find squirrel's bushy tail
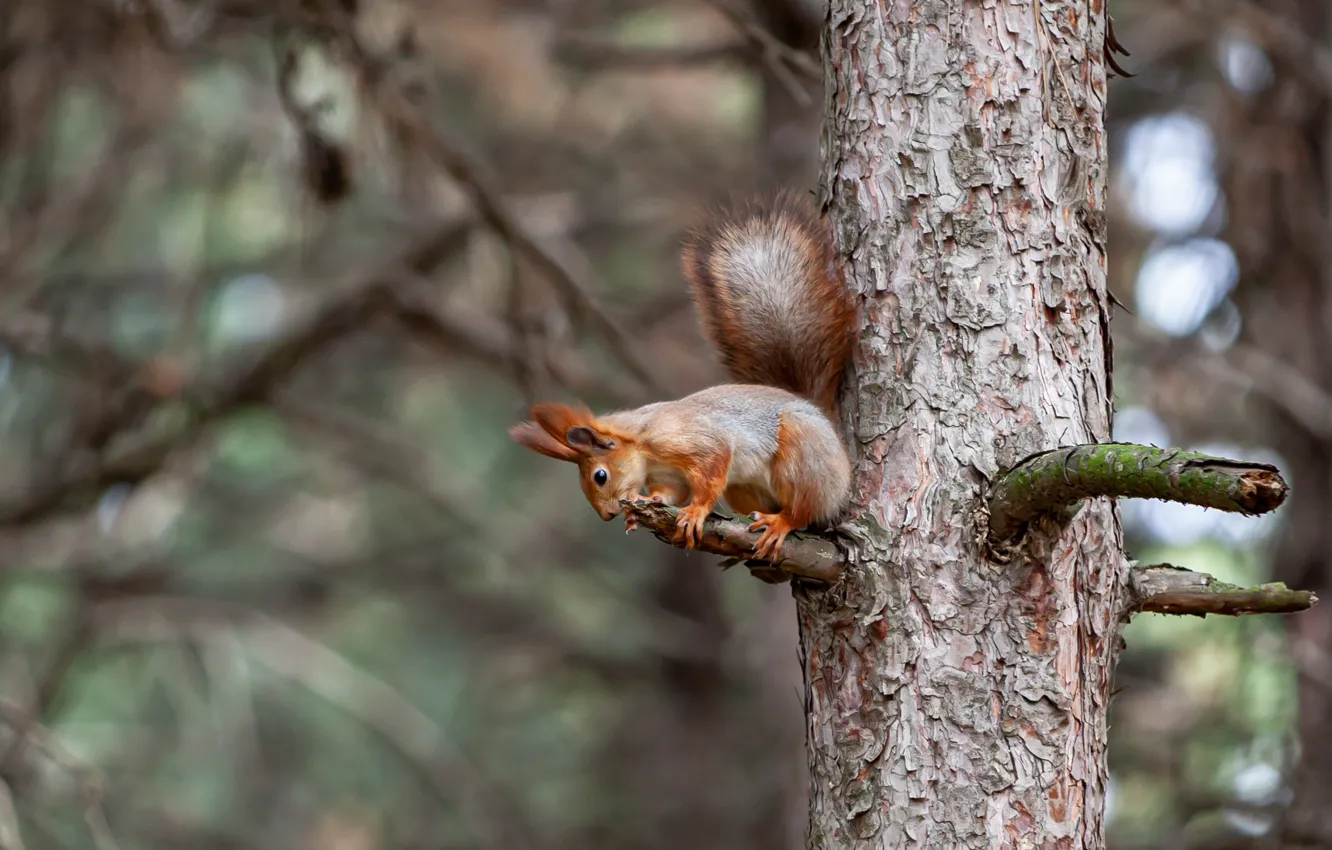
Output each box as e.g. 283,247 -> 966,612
681,192 -> 857,419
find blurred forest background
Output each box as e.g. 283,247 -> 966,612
0,0 -> 1328,848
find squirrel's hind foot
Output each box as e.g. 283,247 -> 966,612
747,511 -> 797,561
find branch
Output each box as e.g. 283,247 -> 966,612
1119,318 -> 1332,442
622,506 -> 1317,620
621,501 -> 844,584
94,597 -> 539,850
987,443 -> 1289,543
0,223 -> 469,530
0,601 -> 93,780
348,58 -> 673,397
384,279 -> 646,405
1130,564 -> 1318,616
701,0 -> 820,105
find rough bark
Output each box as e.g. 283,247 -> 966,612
804,2 -> 1123,848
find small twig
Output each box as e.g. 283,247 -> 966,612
986,443 -> 1289,544
1104,4 -> 1135,78
501,250 -> 537,404
703,0 -> 821,78
95,597 -> 537,850
702,0 -> 819,105
1225,344 -> 1332,440
1130,564 -> 1317,616
349,60 -> 672,397
276,395 -> 490,529
1120,319 -> 1332,442
385,279 -> 646,405
0,605 -> 94,779
0,697 -> 120,849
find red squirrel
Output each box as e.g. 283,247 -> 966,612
509,193 -> 857,560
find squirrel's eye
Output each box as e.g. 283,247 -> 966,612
593,469 -> 609,487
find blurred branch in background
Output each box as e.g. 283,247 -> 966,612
0,2 -> 821,850
0,0 -> 1329,848
1106,0 -> 1332,846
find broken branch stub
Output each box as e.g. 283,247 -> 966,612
1130,564 -> 1317,616
987,443 -> 1288,545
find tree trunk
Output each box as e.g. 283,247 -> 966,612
802,2 -> 1126,847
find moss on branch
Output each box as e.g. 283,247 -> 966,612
1130,564 -> 1317,616
987,443 -> 1288,544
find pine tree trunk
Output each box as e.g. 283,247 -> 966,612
801,2 -> 1126,847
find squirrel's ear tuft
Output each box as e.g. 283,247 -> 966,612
528,402 -> 616,455
566,425 -> 616,453
509,421 -> 580,462
531,403 -> 593,439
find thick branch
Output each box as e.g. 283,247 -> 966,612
987,443 -> 1288,542
621,501 -> 844,583
1130,564 -> 1318,616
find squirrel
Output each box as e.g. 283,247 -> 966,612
508,193 -> 857,561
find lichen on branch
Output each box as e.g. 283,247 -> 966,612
987,443 -> 1289,544
1130,564 -> 1317,616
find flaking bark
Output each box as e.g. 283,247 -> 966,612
807,1 -> 1123,847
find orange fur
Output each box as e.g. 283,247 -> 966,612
646,474 -> 691,507
651,439 -> 732,549
530,403 -> 595,443
748,413 -> 824,560
510,194 -> 856,561
511,403 -> 652,523
723,483 -> 780,517
508,421 -> 579,462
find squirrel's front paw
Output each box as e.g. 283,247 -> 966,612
673,505 -> 709,549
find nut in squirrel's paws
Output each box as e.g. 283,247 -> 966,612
747,512 -> 796,561
673,505 -> 709,549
